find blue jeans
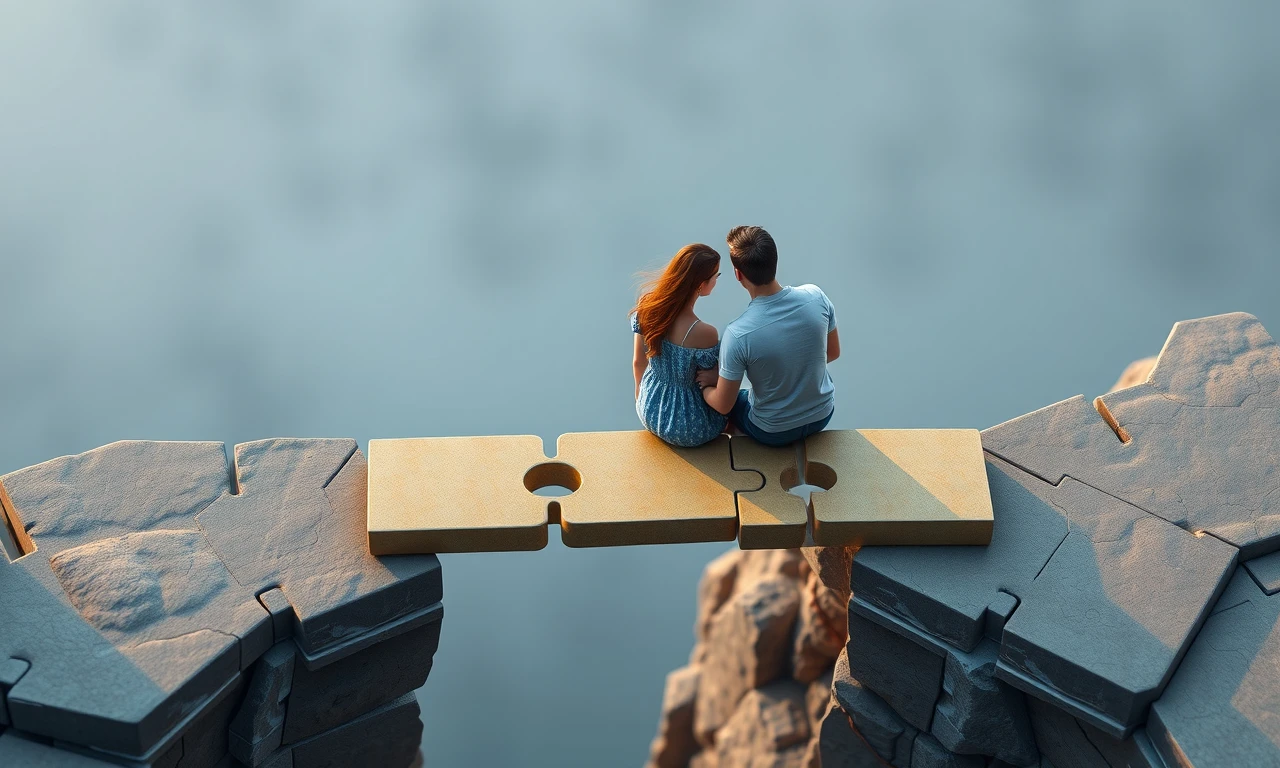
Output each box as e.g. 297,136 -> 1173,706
730,391 -> 833,447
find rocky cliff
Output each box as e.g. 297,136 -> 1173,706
0,439 -> 442,767
650,312 -> 1280,768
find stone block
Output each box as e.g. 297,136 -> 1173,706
647,665 -> 701,768
287,692 -> 422,768
1244,549 -> 1280,595
909,733 -> 984,768
694,577 -> 801,745
229,642 -> 295,766
846,611 -> 944,733
851,455 -> 1236,737
283,605 -> 442,744
831,648 -> 918,767
983,312 -> 1280,558
930,639 -> 1036,766
0,731 -> 119,766
1148,567 -> 1280,767
195,441 -> 443,667
714,680 -> 811,767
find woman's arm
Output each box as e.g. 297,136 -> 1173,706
633,334 -> 648,399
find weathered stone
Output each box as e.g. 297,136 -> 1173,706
814,698 -> 883,768
697,549 -> 744,644
831,648 -> 918,767
0,731 -> 118,766
284,606 -> 441,744
195,441 -> 443,667
805,668 -> 834,730
1109,357 -> 1157,393
851,455 -> 1236,737
909,732 -> 983,768
931,639 -> 1037,766
694,577 -> 801,745
846,611 -> 943,733
1244,549 -> 1280,595
284,692 -> 422,768
714,680 -> 812,768
229,641 -> 295,766
1027,695 -> 1160,768
792,571 -> 847,684
984,313 -> 1280,558
0,658 -> 28,727
647,665 -> 701,768
1149,567 -> 1280,767
0,442 -> 258,760
800,545 -> 856,604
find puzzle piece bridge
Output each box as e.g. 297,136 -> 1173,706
366,428 -> 995,554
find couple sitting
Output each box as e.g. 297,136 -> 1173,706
631,225 -> 840,449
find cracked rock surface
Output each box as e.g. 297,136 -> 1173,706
0,439 -> 441,768
653,312 -> 1280,768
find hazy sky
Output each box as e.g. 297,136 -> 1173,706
1,2 -> 1277,766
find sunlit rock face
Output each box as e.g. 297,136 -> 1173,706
653,312 -> 1280,768
0,439 -> 442,768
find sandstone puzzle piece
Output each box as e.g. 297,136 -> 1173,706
368,429 -> 994,554
804,429 -> 994,547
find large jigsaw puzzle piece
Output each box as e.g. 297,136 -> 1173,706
0,441 -> 265,762
196,439 -> 443,667
983,312 -> 1280,558
368,431 -> 760,552
727,439 -> 807,550
852,454 -> 1236,738
804,429 -> 993,547
1148,566 -> 1280,767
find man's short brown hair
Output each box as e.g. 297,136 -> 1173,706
726,226 -> 777,286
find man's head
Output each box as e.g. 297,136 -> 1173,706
725,225 -> 777,288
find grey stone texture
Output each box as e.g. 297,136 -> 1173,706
851,454 -> 1236,737
983,312 -> 1280,559
832,648 -> 918,767
1149,566 -> 1280,768
845,611 -> 944,733
931,640 -> 1037,766
0,439 -> 440,768
1244,549 -> 1280,595
1027,695 -> 1160,768
909,733 -> 983,768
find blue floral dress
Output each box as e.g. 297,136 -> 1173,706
633,313 -> 728,447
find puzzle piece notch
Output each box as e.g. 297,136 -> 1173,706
805,429 -> 994,548
729,439 -> 806,550
198,439 -> 443,667
852,454 -> 1238,738
984,311 -> 1280,558
368,431 -> 759,553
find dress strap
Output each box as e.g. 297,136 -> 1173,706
679,319 -> 700,346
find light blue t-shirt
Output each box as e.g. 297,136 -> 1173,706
719,284 -> 837,432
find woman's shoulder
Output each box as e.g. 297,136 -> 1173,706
685,320 -> 719,348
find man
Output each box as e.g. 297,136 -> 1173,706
696,225 -> 839,446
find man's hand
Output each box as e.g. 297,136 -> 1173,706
695,368 -> 718,389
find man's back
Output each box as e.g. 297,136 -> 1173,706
719,284 -> 836,432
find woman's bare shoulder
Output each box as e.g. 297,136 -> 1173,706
687,321 -> 719,348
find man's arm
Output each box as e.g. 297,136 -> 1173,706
701,375 -> 742,415
826,327 -> 840,363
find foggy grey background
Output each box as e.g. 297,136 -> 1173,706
1,2 -> 1277,766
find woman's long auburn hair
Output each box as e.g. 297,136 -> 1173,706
632,244 -> 720,358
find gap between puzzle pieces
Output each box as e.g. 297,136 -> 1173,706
366,428 -> 994,554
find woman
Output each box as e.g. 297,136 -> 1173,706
631,243 -> 728,447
